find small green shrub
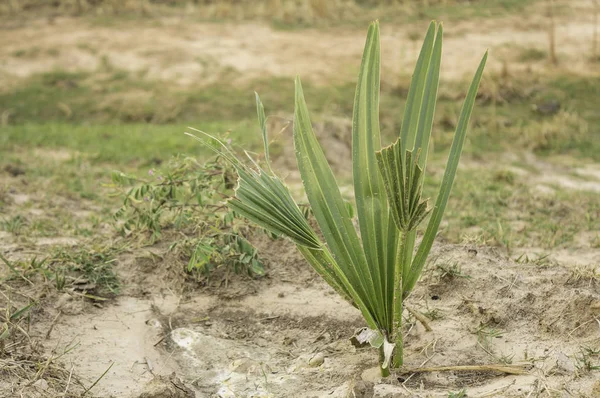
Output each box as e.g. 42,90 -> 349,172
448,389 -> 468,398
110,155 -> 266,278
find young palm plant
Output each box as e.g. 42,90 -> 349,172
187,21 -> 487,375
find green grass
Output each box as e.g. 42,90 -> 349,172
51,245 -> 121,297
0,122 -> 259,166
447,389 -> 467,398
4,124 -> 594,251
545,76 -> 600,159
463,74 -> 600,161
0,69 -> 356,125
516,47 -> 548,62
425,162 -> 600,249
2,69 -> 598,162
1,244 -> 120,298
1,65 -> 598,254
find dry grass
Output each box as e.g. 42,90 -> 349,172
0,0 -> 504,23
2,0 -> 355,19
0,283 -> 85,397
0,249 -> 117,396
518,110 -> 589,151
567,265 -> 600,287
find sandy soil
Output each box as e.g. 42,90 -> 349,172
20,235 -> 600,397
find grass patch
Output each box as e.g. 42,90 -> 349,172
1,243 -> 120,299
3,69 -> 598,160
380,0 -> 538,23
463,73 -> 600,161
427,162 -> 600,249
50,245 -> 121,297
516,47 -> 548,62
447,390 -> 468,398
11,125 -> 595,252
1,69 -> 598,255
0,122 -> 261,167
0,69 -> 355,125
0,284 -> 85,396
544,75 -> 600,159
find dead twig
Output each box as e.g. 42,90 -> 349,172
82,362 -> 114,396
258,315 -> 280,322
46,310 -> 62,339
567,317 -> 599,339
0,253 -> 34,286
398,363 -> 530,375
405,306 -> 432,332
402,341 -> 438,386
64,364 -> 74,396
145,357 -> 154,375
29,342 -> 79,384
153,335 -> 166,347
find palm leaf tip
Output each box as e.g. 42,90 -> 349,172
376,139 -> 431,232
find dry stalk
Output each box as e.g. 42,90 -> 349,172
548,0 -> 558,65
593,0 -> 599,58
405,306 -> 432,332
399,363 -> 531,375
82,362 -> 114,396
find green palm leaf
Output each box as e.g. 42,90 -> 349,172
403,51 -> 488,296
294,76 -> 381,329
352,21 -> 398,332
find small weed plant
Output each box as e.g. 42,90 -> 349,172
110,155 -> 266,278
575,346 -> 600,374
447,389 -> 468,398
1,246 -> 119,300
189,21 -> 486,374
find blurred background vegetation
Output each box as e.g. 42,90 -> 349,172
1,0 -> 599,249
1,0 -> 538,24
